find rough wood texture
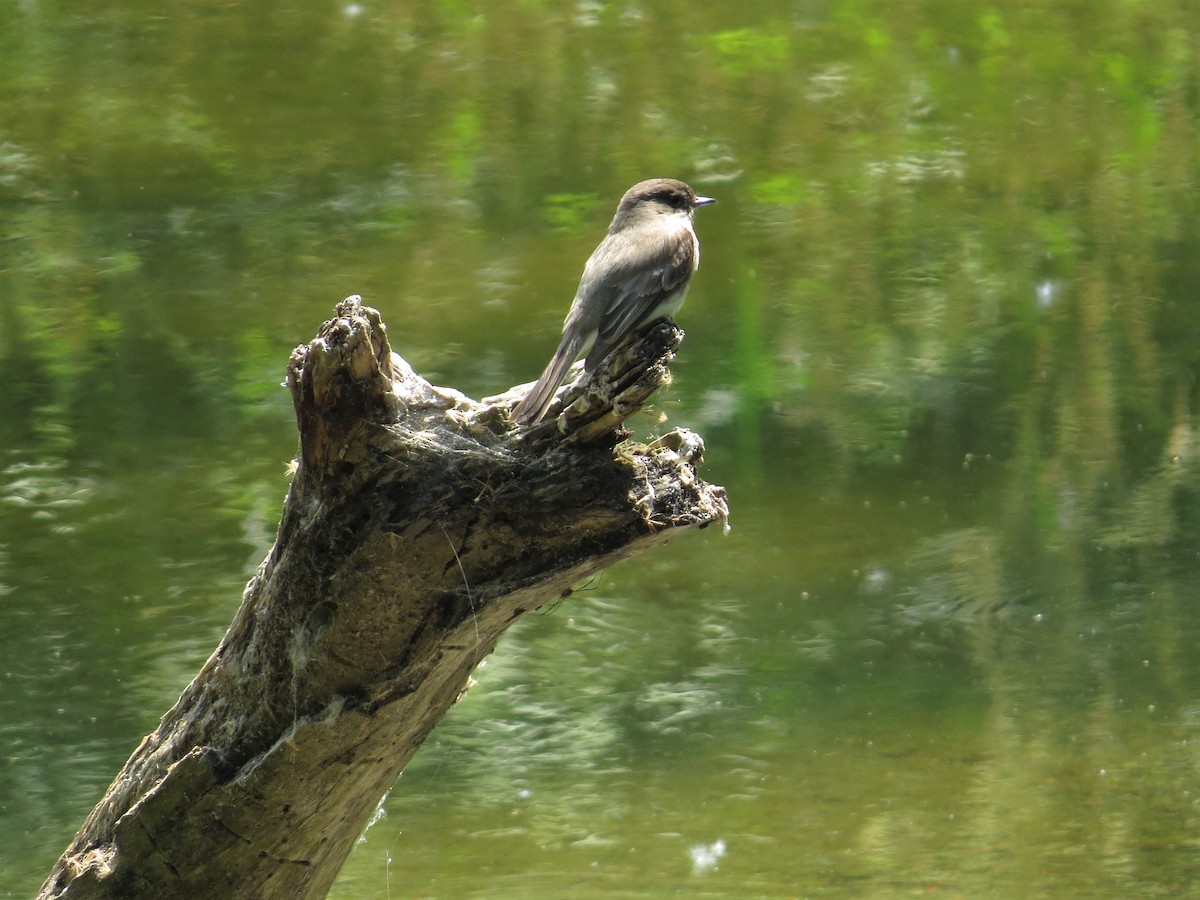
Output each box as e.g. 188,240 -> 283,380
39,296 -> 729,899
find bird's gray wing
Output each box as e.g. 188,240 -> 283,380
582,227 -> 696,369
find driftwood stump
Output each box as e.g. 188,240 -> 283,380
39,297 -> 729,899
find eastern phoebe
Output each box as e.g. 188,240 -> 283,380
512,177 -> 715,425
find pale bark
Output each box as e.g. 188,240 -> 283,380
38,297 -> 728,899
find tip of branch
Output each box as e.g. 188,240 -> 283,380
288,296 -> 400,474
288,302 -> 689,479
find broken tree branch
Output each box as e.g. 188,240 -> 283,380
39,296 -> 729,899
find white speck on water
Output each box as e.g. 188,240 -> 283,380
689,838 -> 726,874
1036,279 -> 1058,308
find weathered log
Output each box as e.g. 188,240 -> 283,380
38,296 -> 729,899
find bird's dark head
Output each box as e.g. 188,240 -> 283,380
614,178 -> 715,225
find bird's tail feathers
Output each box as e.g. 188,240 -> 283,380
512,336 -> 584,425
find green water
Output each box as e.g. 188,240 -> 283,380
4,2 -> 1200,897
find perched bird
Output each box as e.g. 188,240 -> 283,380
512,177 -> 715,425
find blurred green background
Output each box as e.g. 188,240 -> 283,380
4,1 -> 1200,897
